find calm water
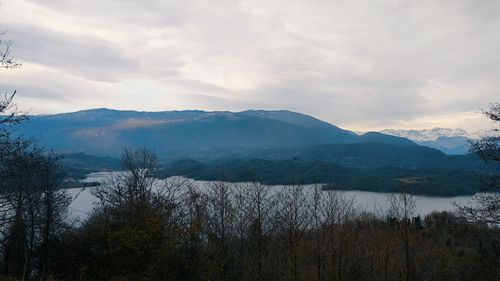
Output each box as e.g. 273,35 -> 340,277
67,172 -> 474,221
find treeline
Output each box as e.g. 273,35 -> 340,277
161,158 -> 487,196
2,148 -> 498,281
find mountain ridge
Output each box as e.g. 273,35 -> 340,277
380,127 -> 469,142
379,128 -> 471,154
15,108 -> 416,158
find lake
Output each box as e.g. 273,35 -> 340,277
67,172 -> 474,221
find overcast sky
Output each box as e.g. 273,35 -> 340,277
0,0 -> 499,131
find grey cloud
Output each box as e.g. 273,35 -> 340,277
182,93 -> 239,110
164,78 -> 231,94
2,0 -> 500,130
23,0 -> 187,27
0,83 -> 71,101
7,24 -> 138,81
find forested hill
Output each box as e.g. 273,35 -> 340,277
15,108 -> 415,158
61,145 -> 498,196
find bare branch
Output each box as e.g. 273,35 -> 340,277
0,39 -> 21,69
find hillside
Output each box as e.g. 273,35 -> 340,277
15,108 -> 415,159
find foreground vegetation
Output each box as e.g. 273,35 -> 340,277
0,147 -> 499,281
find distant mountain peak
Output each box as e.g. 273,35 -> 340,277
380,127 -> 469,142
379,127 -> 471,155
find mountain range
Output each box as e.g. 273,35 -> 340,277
379,128 -> 471,154
15,108 -> 415,159
12,108 -> 497,196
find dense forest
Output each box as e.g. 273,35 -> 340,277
160,158 -> 491,196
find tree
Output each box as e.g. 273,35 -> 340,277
205,181 -> 235,281
457,103 -> 500,224
85,148 -> 166,280
388,192 -> 416,281
310,185 -> 325,281
92,147 -> 159,208
0,33 -> 21,69
470,103 -> 500,162
0,30 -> 25,128
244,181 -> 274,281
275,185 -> 311,281
180,182 -> 207,281
0,30 -> 39,279
37,153 -> 72,280
0,143 -> 71,280
322,189 -> 357,281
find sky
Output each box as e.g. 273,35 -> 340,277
0,0 -> 499,132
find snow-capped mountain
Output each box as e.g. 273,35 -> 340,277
379,128 -> 471,155
379,128 -> 469,142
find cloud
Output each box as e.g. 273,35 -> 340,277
0,0 -> 499,131
6,24 -> 138,81
22,0 -> 188,27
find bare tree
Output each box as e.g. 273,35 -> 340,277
0,91 -> 27,127
276,185 -> 311,281
457,193 -> 499,225
37,153 -> 72,280
0,145 -> 41,278
0,25 -> 31,279
92,147 -> 159,208
245,181 -> 274,281
0,143 -> 71,280
206,181 -> 235,281
158,176 -> 189,246
388,192 -> 416,281
0,34 -> 21,69
322,189 -> 356,281
0,31 -> 25,127
181,182 -> 207,281
457,103 -> 500,224
470,103 -> 500,162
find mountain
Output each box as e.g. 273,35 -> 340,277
419,136 -> 470,155
357,132 -> 416,146
380,128 -> 469,142
295,142 -> 494,171
379,128 -> 471,154
14,108 -> 415,159
25,109 -> 495,196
